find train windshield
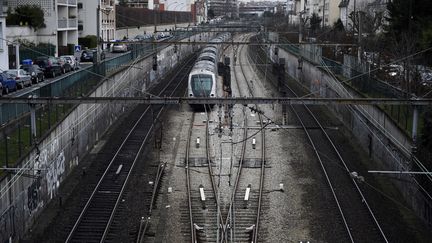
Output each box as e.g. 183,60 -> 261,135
191,74 -> 213,97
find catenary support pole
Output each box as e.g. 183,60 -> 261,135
412,105 -> 419,143
30,104 -> 37,142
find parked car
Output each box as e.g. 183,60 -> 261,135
134,35 -> 146,41
57,56 -> 72,74
34,56 -> 62,78
4,69 -> 32,89
61,55 -> 79,70
80,49 -> 105,62
0,73 -> 17,94
21,64 -> 45,83
112,43 -> 129,53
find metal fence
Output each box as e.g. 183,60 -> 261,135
0,32 -> 192,170
277,37 -> 416,135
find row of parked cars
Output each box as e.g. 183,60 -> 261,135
106,32 -> 174,54
0,55 -> 79,96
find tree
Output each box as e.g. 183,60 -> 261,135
333,18 -> 345,32
207,9 -> 215,19
309,13 -> 321,34
119,0 -> 127,7
349,10 -> 383,35
385,0 -> 432,45
6,5 -> 46,31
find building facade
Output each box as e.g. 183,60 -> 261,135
0,0 -> 8,70
6,0 -> 78,57
293,0 -> 340,27
78,0 -> 116,46
339,0 -> 389,32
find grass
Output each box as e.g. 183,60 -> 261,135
0,104 -> 72,172
0,78 -> 98,174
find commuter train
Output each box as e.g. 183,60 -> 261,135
187,33 -> 231,101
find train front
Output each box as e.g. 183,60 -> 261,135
188,70 -> 216,98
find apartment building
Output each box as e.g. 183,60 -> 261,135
78,0 -> 116,46
125,0 -> 150,8
0,0 -> 8,70
339,0 -> 388,31
294,0 -> 339,27
7,0 -> 78,56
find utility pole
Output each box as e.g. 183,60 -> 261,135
357,12 -> 362,63
353,0 -> 356,32
96,5 -> 101,64
299,1 -> 306,43
322,0 -> 325,29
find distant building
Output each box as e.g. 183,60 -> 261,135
6,0 -> 78,57
293,0 -> 339,27
339,0 -> 389,32
208,0 -> 237,18
123,0 -> 151,9
78,0 -> 116,45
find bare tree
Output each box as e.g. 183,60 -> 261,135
349,2 -> 385,35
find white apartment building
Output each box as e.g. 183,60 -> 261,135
339,0 -> 388,32
6,0 -> 78,56
0,0 -> 8,70
78,0 -> 116,46
294,0 -> 340,27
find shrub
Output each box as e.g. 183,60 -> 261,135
6,5 -> 46,31
78,35 -> 97,48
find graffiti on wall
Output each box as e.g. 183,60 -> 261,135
45,151 -> 65,199
33,138 -> 66,201
27,177 -> 41,214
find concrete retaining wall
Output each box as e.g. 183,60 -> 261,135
0,32 -> 208,243
269,44 -> 432,225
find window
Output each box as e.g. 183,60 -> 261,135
191,74 -> 213,97
78,24 -> 83,31
78,3 -> 83,8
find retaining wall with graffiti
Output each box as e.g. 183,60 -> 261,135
0,32 -> 209,242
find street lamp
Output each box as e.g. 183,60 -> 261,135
97,5 -> 113,63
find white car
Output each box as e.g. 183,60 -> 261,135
112,43 -> 129,53
60,55 -> 79,70
4,69 -> 32,89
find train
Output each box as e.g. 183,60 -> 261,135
187,33 -> 231,104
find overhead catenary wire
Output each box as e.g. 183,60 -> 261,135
248,38 -> 432,217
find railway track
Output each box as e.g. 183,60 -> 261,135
222,34 -> 266,243
184,109 -> 223,243
64,54 -> 197,243
249,36 -> 388,242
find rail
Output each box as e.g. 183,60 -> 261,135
252,40 -> 388,242
65,53 -> 195,243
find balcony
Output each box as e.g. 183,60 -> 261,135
58,18 -> 78,29
68,19 -> 77,28
58,0 -> 77,6
58,19 -> 67,28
